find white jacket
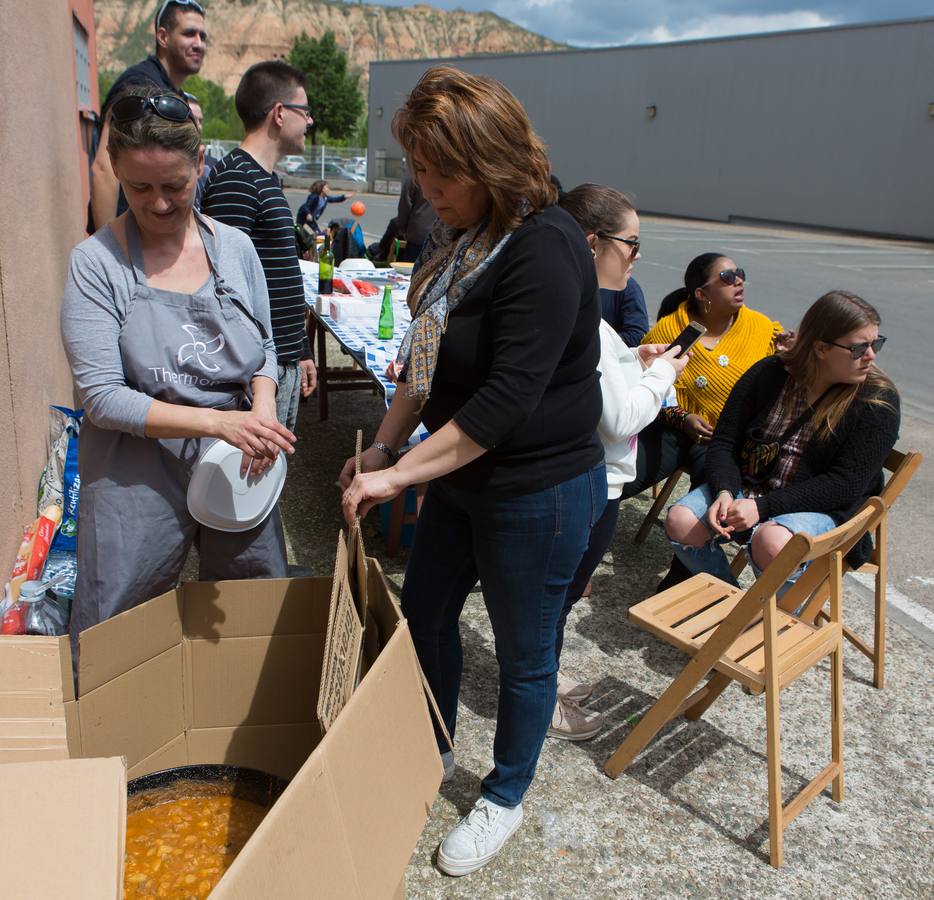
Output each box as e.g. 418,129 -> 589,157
597,320 -> 677,499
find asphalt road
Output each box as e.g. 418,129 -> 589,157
286,189 -> 934,615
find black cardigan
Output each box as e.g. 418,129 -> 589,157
418,204 -> 604,496
706,355 -> 900,564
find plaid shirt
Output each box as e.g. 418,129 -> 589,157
751,378 -> 814,496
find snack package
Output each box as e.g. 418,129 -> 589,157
36,406 -> 82,551
9,506 -> 61,603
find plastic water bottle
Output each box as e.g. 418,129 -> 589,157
378,285 -> 394,340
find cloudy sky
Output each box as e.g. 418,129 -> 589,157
376,1 -> 931,48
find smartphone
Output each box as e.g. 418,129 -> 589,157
665,321 -> 706,358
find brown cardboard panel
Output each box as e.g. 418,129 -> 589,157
0,757 -> 126,899
0,635 -> 70,695
187,723 -> 322,781
64,699 -> 81,758
182,576 -> 332,638
78,645 -> 184,767
211,750 -> 363,899
78,589 -> 182,695
127,732 -> 190,780
322,627 -> 441,899
0,689 -> 63,719
186,635 -> 322,728
0,743 -> 72,763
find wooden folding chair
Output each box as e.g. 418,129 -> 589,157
734,448 -> 923,688
634,468 -> 686,544
604,499 -> 885,867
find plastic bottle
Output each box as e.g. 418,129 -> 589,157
1,581 -> 46,635
318,232 -> 334,294
24,583 -> 69,636
378,285 -> 394,340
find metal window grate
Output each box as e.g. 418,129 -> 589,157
73,15 -> 91,110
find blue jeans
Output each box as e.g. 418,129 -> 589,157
276,362 -> 301,432
401,465 -> 606,809
670,483 -> 836,590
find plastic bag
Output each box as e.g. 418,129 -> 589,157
36,406 -> 82,552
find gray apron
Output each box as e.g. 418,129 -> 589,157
71,211 -> 287,641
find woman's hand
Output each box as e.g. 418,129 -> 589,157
342,468 -> 405,525
214,408 -> 296,477
706,491 -> 734,539
299,359 -> 317,397
638,344 -> 691,378
683,413 -> 714,444
775,330 -> 796,352
723,498 -> 760,531
338,446 -> 391,490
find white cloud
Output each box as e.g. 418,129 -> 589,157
624,11 -> 839,45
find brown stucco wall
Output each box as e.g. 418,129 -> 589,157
0,0 -> 96,571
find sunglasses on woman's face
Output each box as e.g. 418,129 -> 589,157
706,267 -> 746,287
110,94 -> 194,125
596,231 -> 640,256
826,336 -> 887,359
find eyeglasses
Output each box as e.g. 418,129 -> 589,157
825,336 -> 887,359
110,94 -> 195,125
155,0 -> 204,29
705,268 -> 746,287
596,232 -> 640,256
280,102 -> 314,120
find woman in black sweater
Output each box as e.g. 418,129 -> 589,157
339,66 -> 605,875
665,291 -> 898,585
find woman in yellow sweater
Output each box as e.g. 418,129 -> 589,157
624,252 -> 783,586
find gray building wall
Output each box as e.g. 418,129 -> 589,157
367,18 -> 934,240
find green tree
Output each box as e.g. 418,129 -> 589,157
183,75 -> 244,140
288,31 -> 364,145
98,70 -> 120,105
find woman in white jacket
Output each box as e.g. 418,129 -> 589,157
550,184 -> 690,739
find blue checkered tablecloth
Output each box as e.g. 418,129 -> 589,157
304,274 -> 430,446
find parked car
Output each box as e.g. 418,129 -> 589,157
280,155 -> 306,173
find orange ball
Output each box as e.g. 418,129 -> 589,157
350,200 -> 366,216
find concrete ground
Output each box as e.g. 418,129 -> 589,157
277,202 -> 933,896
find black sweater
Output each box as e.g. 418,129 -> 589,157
419,204 -> 604,495
707,355 -> 900,563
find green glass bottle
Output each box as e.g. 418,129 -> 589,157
318,232 -> 334,294
378,285 -> 395,340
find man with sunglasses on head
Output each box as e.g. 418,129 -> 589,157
89,0 -> 207,232
202,61 -> 317,432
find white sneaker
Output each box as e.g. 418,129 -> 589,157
547,696 -> 605,741
557,670 -> 593,703
441,750 -> 455,783
437,798 -> 524,876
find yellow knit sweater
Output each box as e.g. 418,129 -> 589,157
643,302 -> 783,426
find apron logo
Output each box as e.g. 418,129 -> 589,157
177,324 -> 226,373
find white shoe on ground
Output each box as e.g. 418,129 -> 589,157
437,797 -> 524,876
556,670 -> 593,703
441,750 -> 455,783
547,695 -> 605,741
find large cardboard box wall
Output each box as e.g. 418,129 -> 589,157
0,560 -> 441,898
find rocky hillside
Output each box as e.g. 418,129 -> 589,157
95,0 -> 565,94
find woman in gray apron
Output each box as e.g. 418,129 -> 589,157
61,87 -> 295,646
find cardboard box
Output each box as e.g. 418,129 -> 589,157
0,543 -> 441,898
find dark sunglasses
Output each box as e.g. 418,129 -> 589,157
706,267 -> 746,286
110,94 -> 195,125
155,0 -> 204,28
596,231 -> 640,255
280,102 -> 313,119
826,336 -> 887,359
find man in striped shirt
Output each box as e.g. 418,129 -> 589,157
202,61 -> 316,431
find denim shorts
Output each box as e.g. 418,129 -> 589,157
675,483 -> 837,545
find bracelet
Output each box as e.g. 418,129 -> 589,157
370,441 -> 398,465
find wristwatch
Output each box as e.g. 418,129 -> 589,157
371,441 -> 398,465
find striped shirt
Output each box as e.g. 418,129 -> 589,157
202,148 -> 308,363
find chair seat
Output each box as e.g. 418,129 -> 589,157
630,574 -> 840,693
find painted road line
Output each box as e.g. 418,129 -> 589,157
847,572 -> 934,651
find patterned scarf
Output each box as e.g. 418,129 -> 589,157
395,216 -> 516,399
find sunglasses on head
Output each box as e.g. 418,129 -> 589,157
155,0 -> 204,29
596,231 -> 640,256
110,94 -> 195,125
826,336 -> 887,359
